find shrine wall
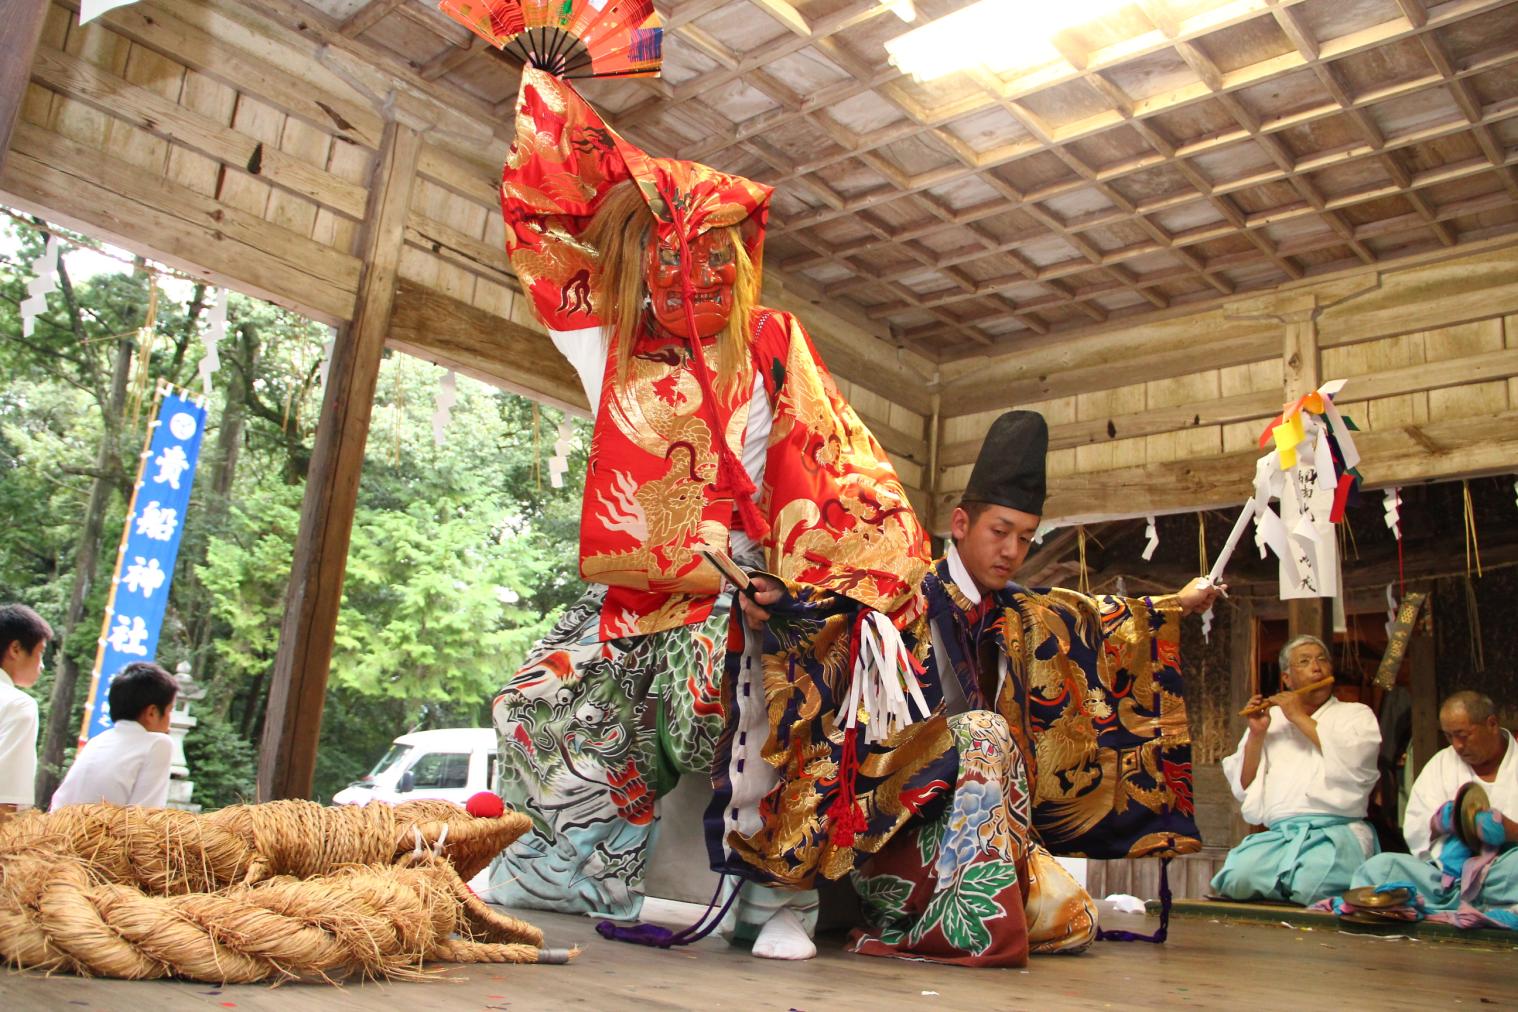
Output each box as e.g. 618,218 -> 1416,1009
932,242 -> 1518,532
0,0 -> 935,511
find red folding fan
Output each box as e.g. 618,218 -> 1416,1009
438,0 -> 663,79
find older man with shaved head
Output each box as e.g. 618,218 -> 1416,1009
1210,634 -> 1382,905
1349,691 -> 1518,926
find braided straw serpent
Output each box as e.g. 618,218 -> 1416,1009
0,799 -> 573,982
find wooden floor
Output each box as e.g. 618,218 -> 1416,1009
3,901 -> 1514,1011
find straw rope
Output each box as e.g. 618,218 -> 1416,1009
0,799 -> 529,892
0,799 -> 568,982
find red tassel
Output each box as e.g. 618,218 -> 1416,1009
719,447 -> 770,540
666,210 -> 771,544
828,724 -> 867,847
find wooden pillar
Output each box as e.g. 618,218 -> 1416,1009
0,0 -> 49,173
257,118 -> 421,801
1280,308 -> 1334,644
1408,613 -> 1439,778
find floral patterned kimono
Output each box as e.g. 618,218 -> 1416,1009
855,551 -> 1203,961
487,68 -> 928,920
712,548 -> 1200,964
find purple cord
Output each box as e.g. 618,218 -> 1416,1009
596,875 -> 742,948
1096,857 -> 1172,944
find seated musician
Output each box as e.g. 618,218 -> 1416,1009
1211,635 -> 1381,905
1349,691 -> 1517,924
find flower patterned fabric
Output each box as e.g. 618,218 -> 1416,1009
849,711 -> 1034,966
921,558 -> 1202,859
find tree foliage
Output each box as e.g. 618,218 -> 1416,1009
1,212 -> 590,807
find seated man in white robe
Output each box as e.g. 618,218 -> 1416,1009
1211,635 -> 1380,905
1349,691 -> 1518,928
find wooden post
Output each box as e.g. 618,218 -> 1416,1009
0,0 -> 49,173
1408,614 -> 1439,779
257,118 -> 421,801
1280,307 -> 1334,645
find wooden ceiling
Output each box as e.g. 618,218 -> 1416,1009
304,0 -> 1518,361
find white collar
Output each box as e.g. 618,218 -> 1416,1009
945,541 -> 982,607
112,719 -> 148,735
0,669 -> 15,690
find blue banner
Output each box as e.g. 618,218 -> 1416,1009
81,384 -> 208,742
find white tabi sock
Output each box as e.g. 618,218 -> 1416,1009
750,908 -> 817,961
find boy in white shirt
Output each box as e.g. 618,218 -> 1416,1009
51,661 -> 177,810
0,604 -> 52,815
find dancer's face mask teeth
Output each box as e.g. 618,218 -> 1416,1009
646,232 -> 738,339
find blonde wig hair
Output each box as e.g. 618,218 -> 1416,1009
582,180 -> 759,394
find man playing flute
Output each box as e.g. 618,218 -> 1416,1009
1211,635 -> 1381,905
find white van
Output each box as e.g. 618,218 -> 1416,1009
332,727 -> 498,807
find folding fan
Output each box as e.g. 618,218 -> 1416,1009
438,0 -> 663,79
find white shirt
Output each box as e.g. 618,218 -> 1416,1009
550,325 -> 773,559
0,669 -> 39,807
1222,696 -> 1381,827
1403,730 -> 1518,861
50,719 -> 174,810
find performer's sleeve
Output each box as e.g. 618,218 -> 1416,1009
757,311 -> 929,627
1309,705 -> 1381,809
1402,756 -> 1447,860
1220,730 -> 1252,805
500,69 -> 629,331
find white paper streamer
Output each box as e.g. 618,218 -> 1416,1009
1141,515 -> 1159,561
79,0 -> 139,25
315,330 -> 337,392
1384,583 -> 1397,640
1201,605 -> 1213,643
1208,497 -> 1256,586
430,369 -> 457,446
548,420 -> 575,489
843,611 -> 929,744
1383,487 -> 1402,541
21,236 -> 60,338
197,289 -> 226,398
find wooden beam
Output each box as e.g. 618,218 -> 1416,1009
387,278 -> 588,415
0,120 -> 360,323
0,0 -> 48,174
934,409 -> 1518,525
938,345 -> 1518,469
28,43 -> 369,220
258,120 -> 422,802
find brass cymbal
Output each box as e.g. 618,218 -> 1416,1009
1455,781 -> 1491,851
1343,885 -> 1412,909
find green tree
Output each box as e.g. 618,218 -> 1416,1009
3,210 -> 591,810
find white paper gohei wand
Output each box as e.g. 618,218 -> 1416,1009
1206,495 -> 1258,590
